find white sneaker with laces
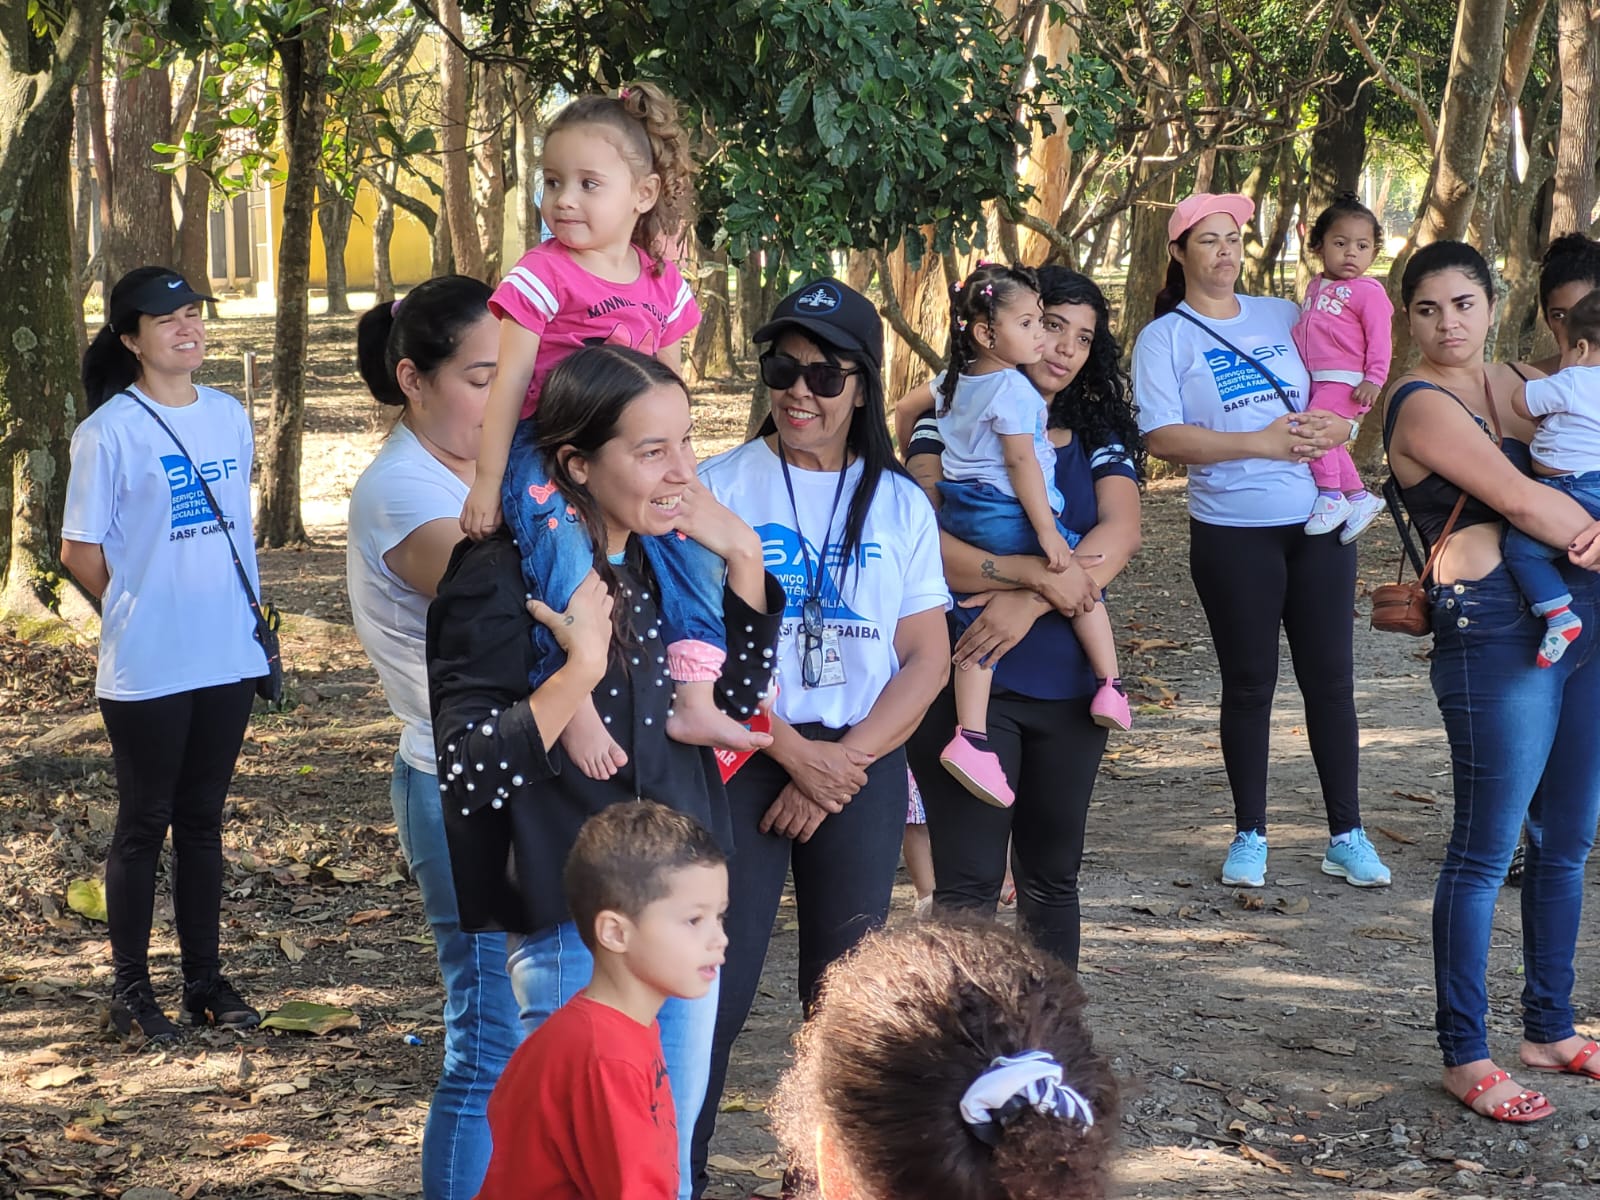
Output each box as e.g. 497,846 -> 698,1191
1339,491 -> 1386,543
1304,493 -> 1353,536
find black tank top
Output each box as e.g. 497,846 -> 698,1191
1383,380 -> 1532,550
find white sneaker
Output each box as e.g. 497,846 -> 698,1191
1304,493 -> 1353,536
1339,491 -> 1385,543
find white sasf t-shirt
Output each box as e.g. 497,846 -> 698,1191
698,439 -> 950,730
63,385 -> 265,700
346,423 -> 470,774
1133,296 -> 1316,527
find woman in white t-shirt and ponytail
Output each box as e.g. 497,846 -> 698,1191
1134,193 -> 1390,892
62,267 -> 270,1042
347,276 -> 522,1200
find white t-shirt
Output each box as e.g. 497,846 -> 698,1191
347,422 -> 470,774
935,370 -> 1064,513
698,439 -> 950,729
1133,296 -> 1316,526
63,385 -> 264,700
1525,363 -> 1600,475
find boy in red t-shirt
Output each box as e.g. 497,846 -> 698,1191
475,802 -> 729,1200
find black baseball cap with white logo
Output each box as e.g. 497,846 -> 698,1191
108,267 -> 217,334
753,278 -> 884,369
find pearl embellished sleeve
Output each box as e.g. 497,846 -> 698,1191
712,573 -> 787,720
427,536 -> 560,817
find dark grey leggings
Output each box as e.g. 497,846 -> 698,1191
907,683 -> 1106,970
100,678 -> 255,989
1188,517 -> 1361,837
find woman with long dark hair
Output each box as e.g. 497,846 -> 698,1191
426,344 -> 782,1197
690,279 -> 951,1193
898,266 -> 1142,971
63,267 -> 271,1040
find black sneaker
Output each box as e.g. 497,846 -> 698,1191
1505,837 -> 1527,888
180,974 -> 261,1029
109,980 -> 183,1043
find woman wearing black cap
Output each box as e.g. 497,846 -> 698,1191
689,278 -> 951,1192
62,267 -> 271,1040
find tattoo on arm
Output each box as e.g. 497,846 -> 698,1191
562,615 -> 574,625
979,558 -> 1025,586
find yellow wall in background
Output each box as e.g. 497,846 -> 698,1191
271,175 -> 436,290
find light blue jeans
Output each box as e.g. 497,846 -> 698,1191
390,756 -> 521,1200
507,919 -> 718,1200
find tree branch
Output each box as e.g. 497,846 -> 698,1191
1340,9 -> 1437,146
872,250 -> 944,372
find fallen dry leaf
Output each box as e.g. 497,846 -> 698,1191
1311,1167 -> 1351,1180
28,1064 -> 87,1089
1374,825 -> 1416,845
224,1132 -> 282,1152
63,1123 -> 116,1146
346,909 -> 395,926
280,935 -> 305,963
1237,1144 -> 1291,1174
1273,895 -> 1311,916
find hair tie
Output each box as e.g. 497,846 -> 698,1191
980,284 -> 994,299
959,1051 -> 1094,1148
956,317 -> 969,331
619,86 -> 633,100
390,298 -> 402,315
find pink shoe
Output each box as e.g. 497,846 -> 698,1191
939,729 -> 1015,808
1090,680 -> 1131,731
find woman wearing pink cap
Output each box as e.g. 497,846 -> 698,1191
1133,193 -> 1390,891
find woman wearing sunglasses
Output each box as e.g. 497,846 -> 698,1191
689,278 -> 951,1193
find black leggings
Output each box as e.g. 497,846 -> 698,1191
907,684 -> 1107,970
99,679 -> 256,990
1188,518 -> 1361,837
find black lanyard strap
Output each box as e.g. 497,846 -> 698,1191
777,441 -> 850,604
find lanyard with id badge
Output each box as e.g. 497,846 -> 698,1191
778,444 -> 848,689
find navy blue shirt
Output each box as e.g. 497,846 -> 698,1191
909,415 -> 1138,701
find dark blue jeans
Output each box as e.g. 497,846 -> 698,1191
1428,564 -> 1600,1066
936,479 -> 1082,555
503,417 -> 726,687
1502,470 -> 1600,613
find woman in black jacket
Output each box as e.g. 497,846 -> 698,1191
426,346 -> 783,1193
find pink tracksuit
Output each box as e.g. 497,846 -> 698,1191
1291,275 -> 1394,491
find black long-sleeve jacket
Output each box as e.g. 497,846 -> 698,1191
426,532 -> 783,934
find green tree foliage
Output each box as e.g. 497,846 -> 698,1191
469,0 -> 1132,270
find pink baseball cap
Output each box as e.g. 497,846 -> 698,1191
1168,193 -> 1255,244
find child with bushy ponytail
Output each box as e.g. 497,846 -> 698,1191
462,82 -> 768,780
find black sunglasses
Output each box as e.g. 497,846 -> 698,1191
799,597 -> 825,688
760,353 -> 860,399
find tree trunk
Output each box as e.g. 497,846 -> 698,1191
431,203 -> 454,277
1468,0 -> 1550,262
104,30 -> 174,281
173,59 -> 217,295
689,246 -> 734,381
883,241 -> 955,404
1302,73 -> 1370,286
437,0 -> 485,281
373,179 -> 396,304
1117,80 -> 1179,353
512,69 -> 543,246
473,62 -> 507,280
1242,143 -> 1299,297
86,34 -> 113,298
72,83 -> 94,364
316,172 -> 354,315
1549,0 -> 1599,238
257,12 -> 331,548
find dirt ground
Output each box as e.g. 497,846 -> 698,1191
2,311 -> 1597,1200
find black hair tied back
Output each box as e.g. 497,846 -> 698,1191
356,275 -> 494,407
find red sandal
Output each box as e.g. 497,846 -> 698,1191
1455,1069 -> 1555,1123
1525,1039 -> 1600,1078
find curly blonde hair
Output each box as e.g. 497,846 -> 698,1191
546,82 -> 695,275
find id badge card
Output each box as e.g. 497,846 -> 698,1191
815,627 -> 846,687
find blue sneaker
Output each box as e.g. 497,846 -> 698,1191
1221,831 -> 1267,888
1321,828 -> 1392,887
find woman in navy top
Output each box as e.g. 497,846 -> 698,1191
899,267 -> 1144,968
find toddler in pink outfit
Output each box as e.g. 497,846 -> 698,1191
1292,192 -> 1394,541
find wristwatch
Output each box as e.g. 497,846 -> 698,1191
1344,418 -> 1362,447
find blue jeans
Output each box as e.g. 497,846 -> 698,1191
936,479 -> 1082,556
504,418 -> 726,688
1502,470 -> 1600,612
390,757 -> 521,1200
506,919 -> 718,1200
1427,565 -> 1600,1066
